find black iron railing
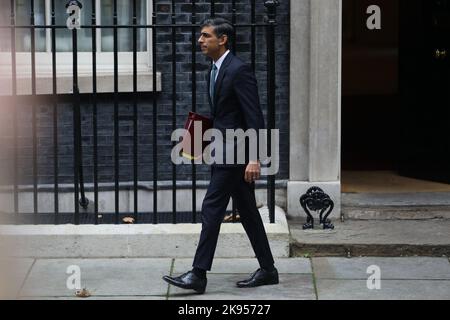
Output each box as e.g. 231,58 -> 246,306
1,0 -> 279,225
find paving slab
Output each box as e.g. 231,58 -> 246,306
172,258 -> 312,275
343,192 -> 450,206
168,274 -> 316,300
0,258 -> 35,299
312,257 -> 450,280
290,220 -> 450,257
291,220 -> 450,245
18,258 -> 172,298
316,279 -> 450,300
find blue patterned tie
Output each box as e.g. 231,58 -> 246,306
210,64 -> 218,109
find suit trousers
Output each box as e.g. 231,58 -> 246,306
192,165 -> 275,271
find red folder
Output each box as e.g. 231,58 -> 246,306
181,111 -> 213,160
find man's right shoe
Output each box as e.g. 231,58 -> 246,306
162,271 -> 207,294
236,268 -> 279,288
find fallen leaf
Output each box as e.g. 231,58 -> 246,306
122,217 -> 135,224
223,213 -> 240,223
75,288 -> 91,298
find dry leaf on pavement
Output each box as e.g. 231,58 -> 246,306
75,288 -> 91,298
122,217 -> 135,224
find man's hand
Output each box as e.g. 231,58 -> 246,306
245,160 -> 261,183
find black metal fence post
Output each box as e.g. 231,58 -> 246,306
191,0 -> 197,223
251,0 -> 256,72
152,0 -> 158,224
91,0 -> 99,225
265,0 -> 279,224
132,0 -> 139,223
10,0 -> 18,223
230,0 -> 237,222
51,0 -> 59,224
71,4 -> 80,225
171,0 -> 177,224
30,0 -> 38,225
113,0 -> 120,224
67,0 -> 88,225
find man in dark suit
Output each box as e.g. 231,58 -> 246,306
163,17 -> 278,294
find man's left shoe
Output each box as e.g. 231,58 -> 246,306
236,268 -> 279,288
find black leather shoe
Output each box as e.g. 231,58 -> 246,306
236,268 -> 279,288
162,271 -> 207,294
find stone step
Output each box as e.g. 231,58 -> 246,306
0,206 -> 290,259
288,219 -> 450,257
342,192 -> 450,220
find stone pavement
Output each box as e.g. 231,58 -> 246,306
1,257 -> 449,300
289,219 -> 450,257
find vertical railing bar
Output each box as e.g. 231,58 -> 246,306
232,198 -> 237,223
45,0 -> 50,52
96,0 -> 101,52
132,0 -> 138,222
251,1 -> 257,224
171,0 -> 177,224
152,0 -> 158,224
92,0 -> 99,224
267,19 -> 275,224
251,0 -> 256,72
231,0 -> 236,54
71,2 -> 88,217
51,0 -> 58,224
71,5 -> 80,225
265,1 -> 278,224
31,0 -> 38,224
191,0 -> 197,223
210,0 -> 215,17
231,0 -> 237,222
10,0 -> 18,222
113,0 -> 119,224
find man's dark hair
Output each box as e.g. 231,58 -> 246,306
200,17 -> 234,49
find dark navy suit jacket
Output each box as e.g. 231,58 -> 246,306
207,52 -> 265,166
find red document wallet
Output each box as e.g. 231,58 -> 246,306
181,111 -> 213,160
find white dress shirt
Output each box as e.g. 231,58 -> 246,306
212,49 -> 230,81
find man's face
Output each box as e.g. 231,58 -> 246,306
198,26 -> 227,58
